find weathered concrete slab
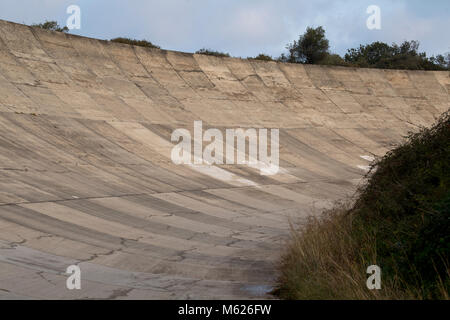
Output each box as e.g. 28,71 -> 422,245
0,19 -> 448,299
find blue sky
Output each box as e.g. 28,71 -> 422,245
1,0 -> 449,58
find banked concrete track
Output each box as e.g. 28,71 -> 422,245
0,19 -> 448,299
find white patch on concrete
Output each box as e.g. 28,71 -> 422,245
358,155 -> 375,171
357,165 -> 371,172
360,155 -> 375,162
109,122 -> 260,187
190,155 -> 258,187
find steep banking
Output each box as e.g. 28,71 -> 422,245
0,19 -> 448,299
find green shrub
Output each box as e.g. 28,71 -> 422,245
248,54 -> 273,61
317,53 -> 350,66
31,21 -> 69,33
352,111 -> 449,297
195,48 -> 230,57
344,40 -> 448,70
110,37 -> 160,49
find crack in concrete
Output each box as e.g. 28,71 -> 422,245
36,271 -> 57,286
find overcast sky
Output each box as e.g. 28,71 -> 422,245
1,0 -> 449,58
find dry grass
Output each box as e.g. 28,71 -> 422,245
275,200 -> 447,300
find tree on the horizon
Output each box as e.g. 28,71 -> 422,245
344,40 -> 448,70
429,53 -> 450,70
284,26 -> 330,64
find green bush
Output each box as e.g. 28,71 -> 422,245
317,53 -> 349,66
31,21 -> 69,33
352,111 -> 450,297
110,37 -> 160,49
344,40 -> 448,70
195,48 -> 230,57
248,54 -> 273,61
